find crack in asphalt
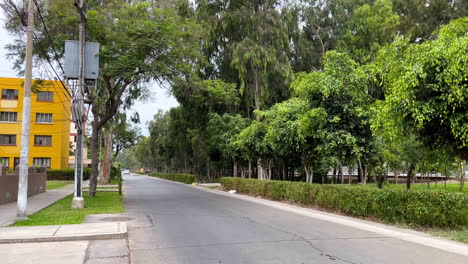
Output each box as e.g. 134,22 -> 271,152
244,216 -> 358,264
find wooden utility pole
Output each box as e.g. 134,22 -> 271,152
17,0 -> 34,219
72,0 -> 86,208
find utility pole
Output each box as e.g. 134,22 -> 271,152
17,0 -> 35,219
72,0 -> 86,209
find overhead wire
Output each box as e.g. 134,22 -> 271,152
0,3 -> 73,100
0,3 -> 73,118
32,0 -> 65,75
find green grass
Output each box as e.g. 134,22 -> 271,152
13,192 -> 124,226
352,182 -> 467,193
46,181 -> 73,190
84,186 -> 117,190
428,227 -> 468,243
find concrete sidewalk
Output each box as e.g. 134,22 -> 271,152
0,222 -> 127,243
0,184 -> 74,227
0,239 -> 129,264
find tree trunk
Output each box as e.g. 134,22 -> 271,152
89,119 -> 100,197
254,67 -> 261,122
461,162 -> 465,191
358,159 -> 364,184
444,165 -> 447,189
267,160 -> 272,180
348,165 -> 352,184
257,158 -> 263,180
340,165 -> 344,184
303,157 -> 314,183
233,160 -> 238,178
101,126 -> 112,184
395,169 -> 399,185
248,160 -> 252,179
406,163 -> 415,190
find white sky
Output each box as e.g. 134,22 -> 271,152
0,11 -> 179,136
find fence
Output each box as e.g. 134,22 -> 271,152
0,166 -> 47,205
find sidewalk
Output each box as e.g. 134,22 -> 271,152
0,181 -> 89,226
0,239 -> 129,264
0,222 -> 127,243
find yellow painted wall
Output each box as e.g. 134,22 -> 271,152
0,77 -> 71,169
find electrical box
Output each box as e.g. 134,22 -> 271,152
64,40 -> 99,80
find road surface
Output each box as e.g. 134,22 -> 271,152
123,174 -> 467,264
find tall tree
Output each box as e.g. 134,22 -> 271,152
2,1 -> 201,196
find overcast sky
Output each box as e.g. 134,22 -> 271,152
0,11 -> 179,136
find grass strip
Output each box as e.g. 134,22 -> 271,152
13,192 -> 123,226
46,181 -> 73,190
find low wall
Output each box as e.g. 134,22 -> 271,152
0,166 -> 47,205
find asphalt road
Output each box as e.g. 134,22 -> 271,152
123,174 -> 467,264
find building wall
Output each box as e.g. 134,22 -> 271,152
0,77 -> 71,169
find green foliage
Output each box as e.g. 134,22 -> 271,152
46,181 -> 73,190
149,173 -> 196,184
110,165 -> 123,195
47,168 -> 90,181
376,17 -> 468,159
338,0 -> 400,64
220,177 -> 468,227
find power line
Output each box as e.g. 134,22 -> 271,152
32,0 -> 65,75
39,61 -> 73,118
0,4 -> 73,99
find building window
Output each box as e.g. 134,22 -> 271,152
0,112 -> 18,122
1,157 -> 9,168
33,158 -> 51,168
37,91 -> 53,102
0,134 -> 16,145
14,157 -> 19,168
36,113 -> 53,123
1,89 -> 18,100
34,135 -> 52,146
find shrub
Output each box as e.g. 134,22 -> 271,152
149,173 -> 196,184
219,177 -> 468,227
47,168 -> 90,181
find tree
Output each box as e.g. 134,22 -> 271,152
207,113 -> 249,177
338,0 -> 400,64
262,98 -> 319,183
292,51 -> 373,183
379,18 -> 468,162
1,1 -> 202,196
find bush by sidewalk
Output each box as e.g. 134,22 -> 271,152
149,173 -> 195,184
47,168 -> 90,181
220,177 -> 468,228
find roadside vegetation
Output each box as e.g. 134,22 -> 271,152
13,192 -> 124,226
46,181 -> 73,190
149,173 -> 195,184
117,1 -> 467,194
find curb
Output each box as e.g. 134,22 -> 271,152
0,222 -> 127,244
145,175 -> 468,257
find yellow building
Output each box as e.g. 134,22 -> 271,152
0,77 -> 71,169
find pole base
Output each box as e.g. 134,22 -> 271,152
71,197 -> 85,209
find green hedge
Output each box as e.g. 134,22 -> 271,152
220,177 -> 468,227
47,168 -> 90,181
149,173 -> 196,184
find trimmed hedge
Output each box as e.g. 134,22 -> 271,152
47,168 -> 90,181
149,173 -> 196,184
220,177 -> 468,227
